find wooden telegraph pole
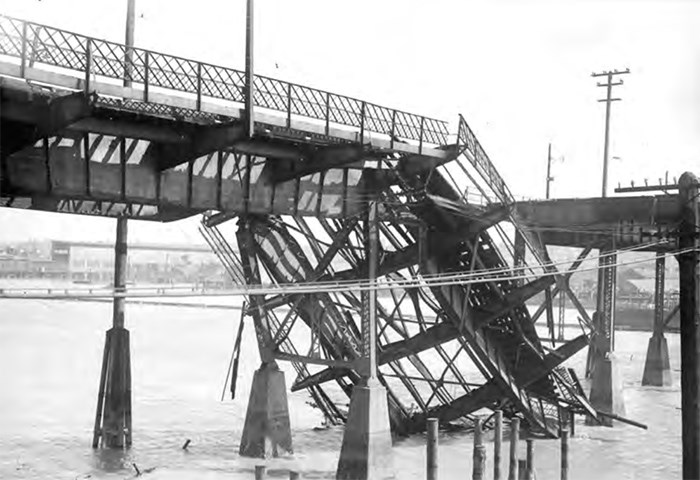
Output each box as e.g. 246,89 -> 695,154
679,172 -> 700,479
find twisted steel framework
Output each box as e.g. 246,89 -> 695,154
0,13 -> 598,436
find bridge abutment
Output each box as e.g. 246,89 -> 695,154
238,361 -> 293,458
93,217 -> 132,448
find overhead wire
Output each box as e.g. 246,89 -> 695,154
1,242 -> 689,299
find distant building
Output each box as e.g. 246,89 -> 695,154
0,239 -> 229,286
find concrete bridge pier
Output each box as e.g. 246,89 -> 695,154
336,194 -> 394,480
586,249 -> 626,426
642,253 -> 672,386
238,360 -> 293,457
92,217 -> 132,448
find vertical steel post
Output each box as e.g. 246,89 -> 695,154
286,83 -> 292,128
20,22 -> 28,78
143,51 -> 149,101
244,0 -> 255,138
679,172 -> 700,480
84,39 -> 92,95
196,63 -> 202,110
513,230 -> 525,288
359,102 -> 366,145
324,92 -> 330,135
558,287 -> 566,341
419,116 -> 425,155
366,183 -> 379,380
642,251 -> 672,386
124,0 -> 135,88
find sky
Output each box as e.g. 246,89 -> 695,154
1,0 -> 699,243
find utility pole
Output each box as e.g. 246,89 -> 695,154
545,143 -> 553,199
124,0 -> 135,88
592,68 -> 629,198
679,172 -> 700,480
244,0 -> 255,138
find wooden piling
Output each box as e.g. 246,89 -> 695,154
472,417 -> 486,480
560,429 -> 569,480
525,439 -> 535,480
508,417 -> 520,480
255,465 -> 266,480
494,410 -> 503,480
427,417 -> 438,480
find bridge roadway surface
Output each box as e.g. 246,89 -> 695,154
0,13 -> 673,436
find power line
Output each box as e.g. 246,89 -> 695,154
0,240 -> 682,299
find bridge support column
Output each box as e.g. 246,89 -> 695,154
239,360 -> 293,457
586,249 -> 626,426
642,253 -> 672,386
336,189 -> 394,480
93,216 -> 132,448
236,221 -> 293,458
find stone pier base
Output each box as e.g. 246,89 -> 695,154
239,361 -> 293,458
642,333 -> 672,387
336,378 -> 394,480
586,352 -> 626,427
93,327 -> 132,448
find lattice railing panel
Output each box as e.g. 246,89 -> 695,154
92,39 -> 128,79
200,64 -> 244,102
290,84 -> 327,120
147,51 -> 199,93
31,24 -> 85,70
254,75 -> 289,112
0,16 -> 23,56
0,13 -> 450,146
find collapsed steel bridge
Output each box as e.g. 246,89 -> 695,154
0,13 -> 595,437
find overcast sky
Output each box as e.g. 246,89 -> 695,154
1,0 -> 699,243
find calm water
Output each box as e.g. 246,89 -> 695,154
0,291 -> 682,479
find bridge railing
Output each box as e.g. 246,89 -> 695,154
0,14 -> 449,146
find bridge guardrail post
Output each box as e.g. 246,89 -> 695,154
324,91 -> 330,135
419,116 -> 425,155
389,109 -> 396,149
286,83 -> 292,128
359,101 -> 366,145
84,38 -> 92,95
144,51 -> 149,102
20,21 -> 28,77
196,62 -> 202,110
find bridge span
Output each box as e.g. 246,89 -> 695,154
0,10 -> 693,479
